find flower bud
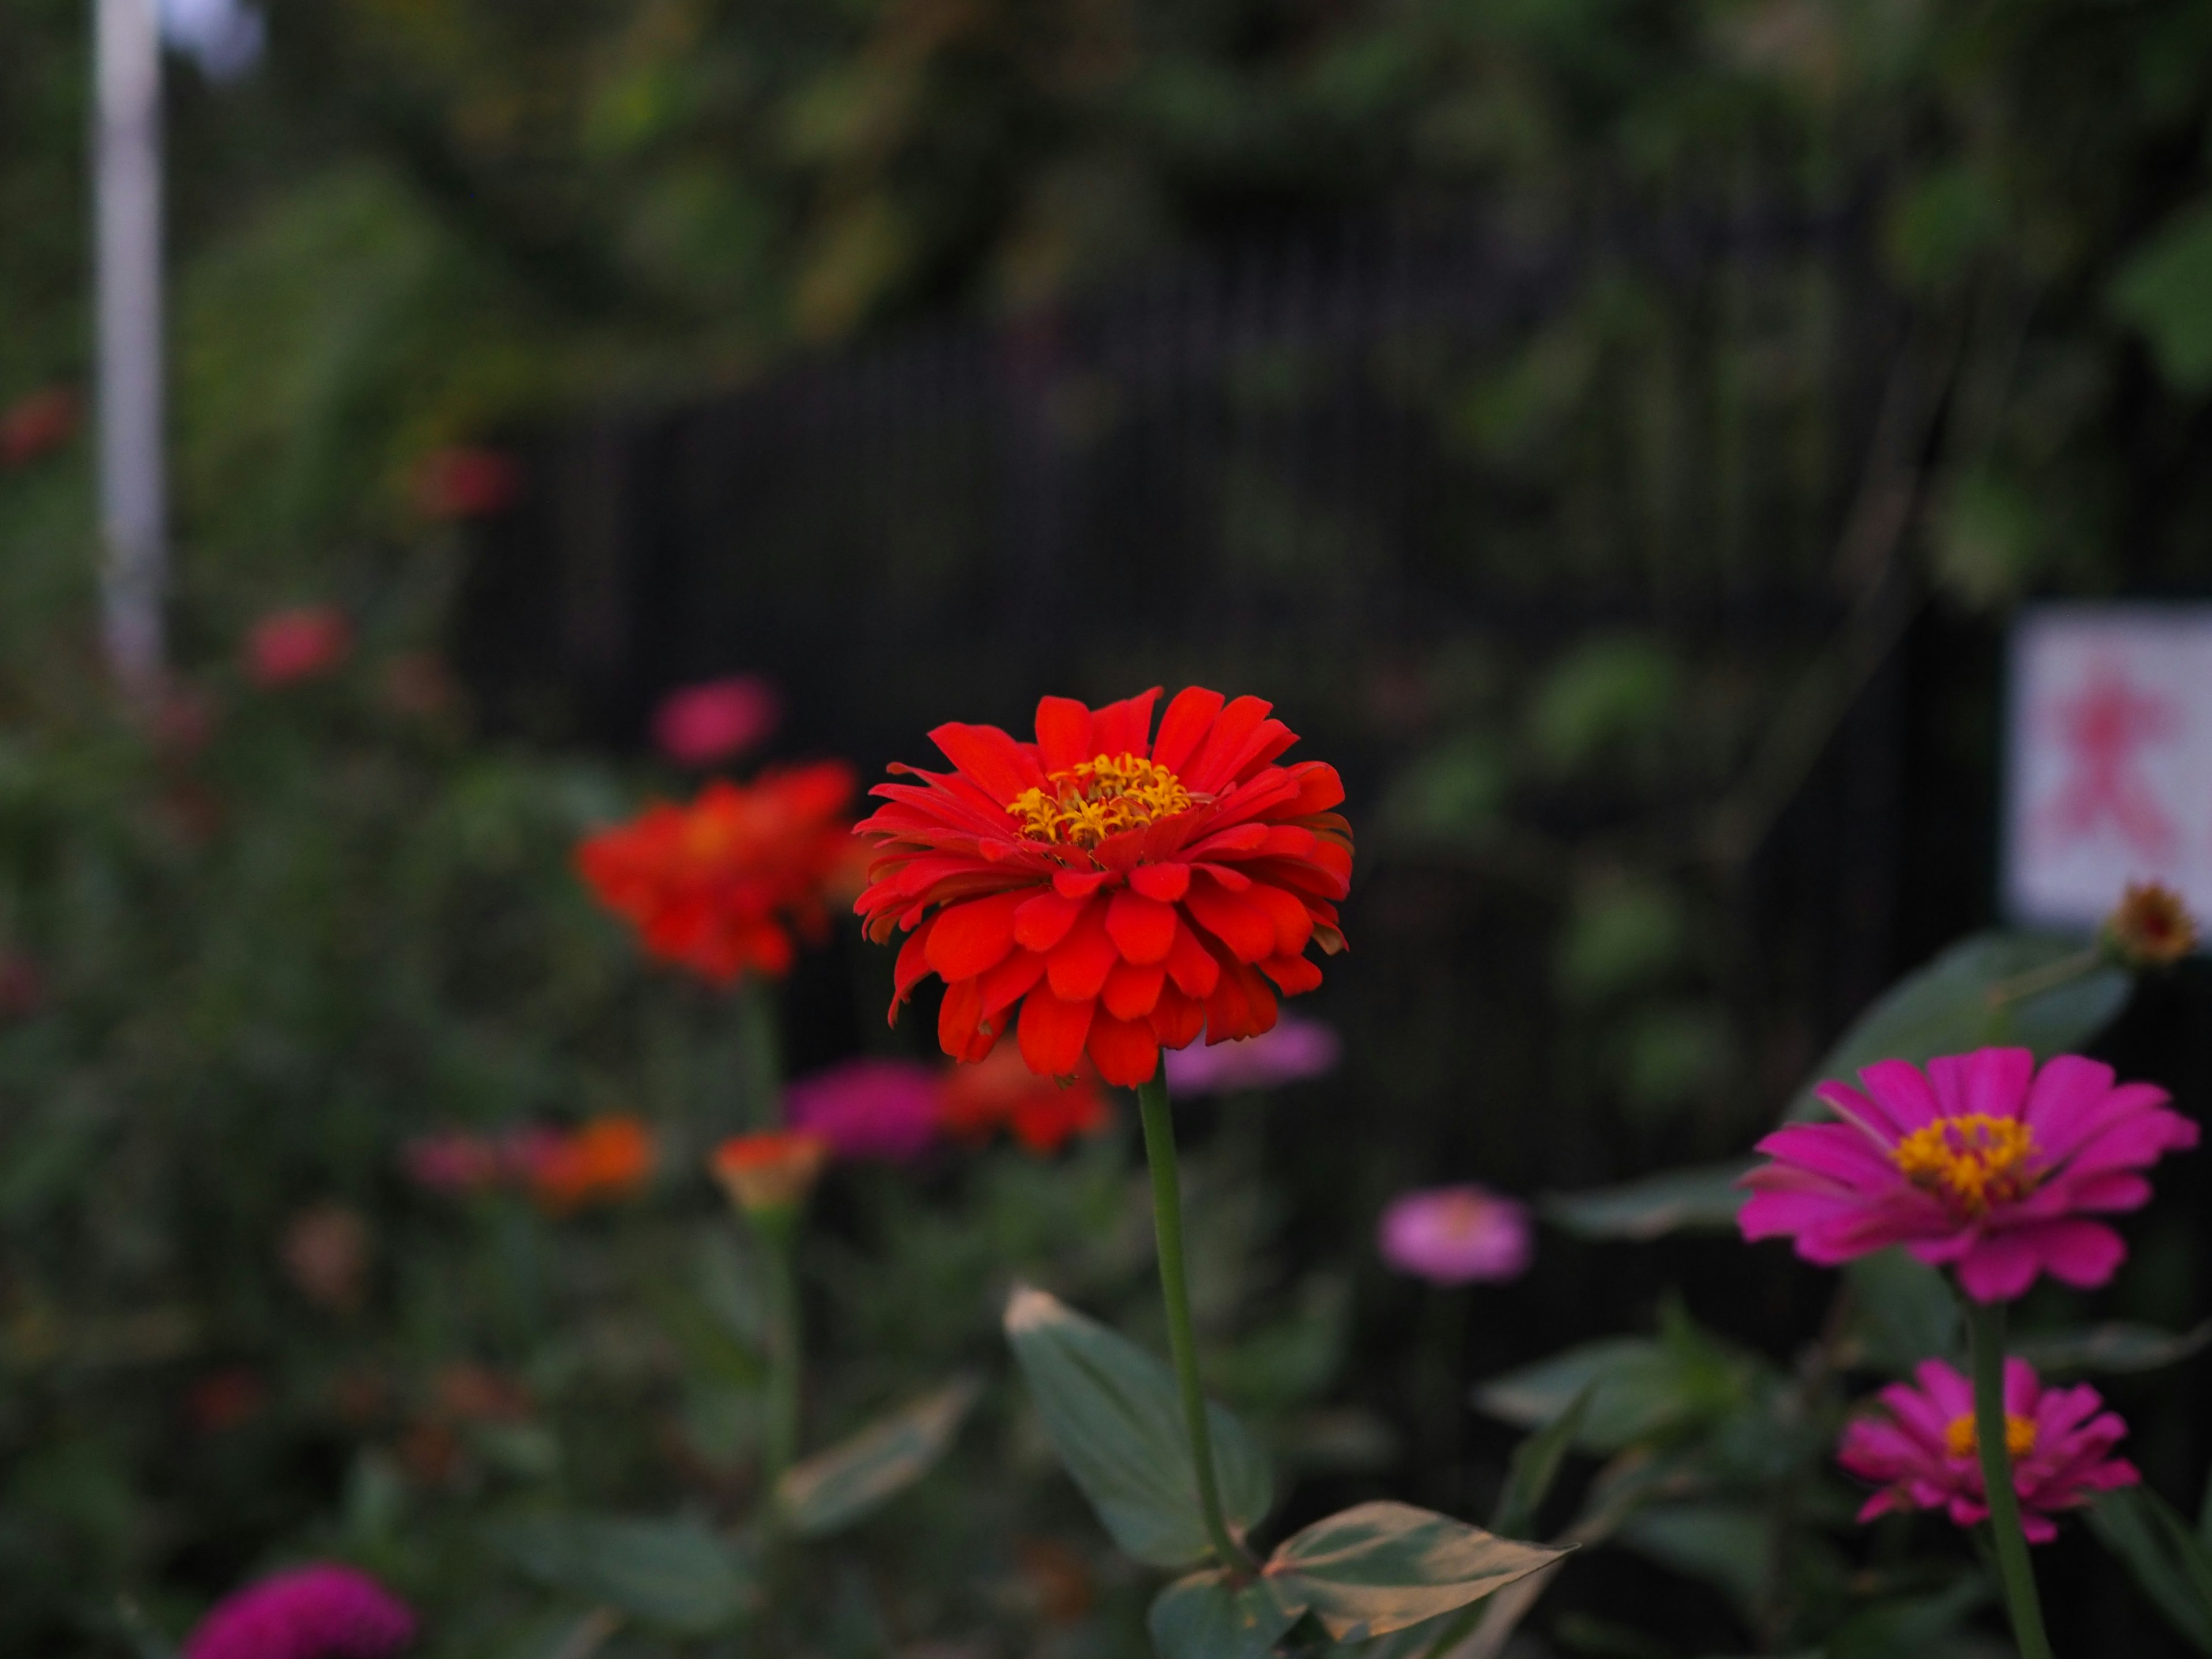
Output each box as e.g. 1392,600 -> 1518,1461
2102,880 -> 2199,969
710,1131 -> 830,1219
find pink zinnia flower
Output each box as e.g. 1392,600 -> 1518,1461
1739,1048 -> 2198,1302
1838,1357 -> 2137,1542
652,676 -> 781,767
247,607 -> 352,687
400,1131 -> 503,1194
786,1057 -> 944,1161
1162,1013 -> 1342,1096
1377,1184 -> 1535,1285
183,1562 -> 416,1659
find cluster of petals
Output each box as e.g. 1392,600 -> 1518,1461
1738,1048 -> 2198,1302
183,1562 -> 416,1659
403,1116 -> 654,1211
577,764 -> 855,985
854,688 -> 1353,1086
938,1046 -> 1111,1153
1838,1357 -> 2137,1541
1377,1184 -> 1535,1286
783,1051 -> 1113,1161
652,675 -> 781,767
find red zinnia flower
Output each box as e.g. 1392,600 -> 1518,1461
854,688 -> 1353,1087
939,1044 -> 1111,1153
522,1115 -> 656,1212
247,607 -> 352,687
577,764 -> 856,985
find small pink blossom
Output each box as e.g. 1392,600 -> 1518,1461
247,608 -> 352,688
1838,1357 -> 2137,1543
1162,1014 -> 1342,1096
411,446 -> 520,520
183,1562 -> 416,1659
1377,1184 -> 1534,1285
652,676 -> 781,767
786,1058 -> 943,1161
1739,1048 -> 2198,1302
401,1126 -> 562,1195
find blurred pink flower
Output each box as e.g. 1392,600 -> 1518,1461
786,1057 -> 943,1161
412,446 -> 520,520
652,675 -> 781,767
1377,1184 -> 1533,1285
184,1562 -> 416,1659
1838,1357 -> 2137,1542
400,1126 -> 562,1196
0,385 -> 79,470
1161,1013 -> 1341,1096
1739,1048 -> 2198,1302
247,607 -> 352,688
0,952 -> 40,1021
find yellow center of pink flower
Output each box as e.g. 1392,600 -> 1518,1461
1944,1412 -> 2037,1460
1891,1113 -> 2042,1214
1011,753 -> 1195,848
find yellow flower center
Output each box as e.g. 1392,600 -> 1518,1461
1891,1113 -> 2042,1214
1944,1412 -> 2037,1460
1011,753 -> 1195,848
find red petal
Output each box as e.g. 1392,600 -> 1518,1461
1086,1012 -> 1161,1087
1257,953 -> 1323,995
1014,888 -> 1085,952
939,975 -> 987,1059
1184,695 -> 1274,792
892,916 -> 938,1013
1102,960 -> 1167,1020
1047,901 -> 1120,1000
1152,687 -> 1226,774
929,722 -> 1044,804
1105,890 -> 1177,965
1204,959 -> 1279,1044
1286,762 -> 1346,815
1245,882 -> 1315,956
925,890 -> 1026,979
1034,696 -> 1094,772
1183,878 -> 1277,963
1149,986 -> 1206,1050
1165,918 -> 1222,997
1129,862 -> 1190,902
1090,688 -> 1161,757
1019,990 -> 1094,1076
980,949 -> 1048,1014
1054,869 -> 1111,899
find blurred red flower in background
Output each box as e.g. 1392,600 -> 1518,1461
520,1115 -> 655,1211
0,385 -> 78,470
577,764 -> 856,984
0,953 -> 41,1021
411,445 -> 520,520
711,1130 -> 831,1214
939,1044 -> 1110,1153
652,675 -> 781,766
246,607 -> 351,687
188,1367 -> 270,1435
855,688 -> 1353,1085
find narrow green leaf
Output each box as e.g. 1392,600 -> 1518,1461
1783,933 -> 2129,1123
1004,1284 -> 1272,1568
487,1513 -> 756,1634
2010,1320 -> 2212,1377
1472,1319 -> 1764,1453
775,1375 -> 980,1537
1540,1162 -> 1749,1241
1263,1501 -> 1567,1641
1490,1385 -> 1591,1541
2089,1487 -> 2212,1653
1148,1569 -> 1302,1659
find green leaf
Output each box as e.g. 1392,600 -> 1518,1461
2089,1487 -> 2212,1653
1472,1313 -> 1764,1454
1784,933 -> 2129,1122
2010,1320 -> 2212,1377
775,1375 -> 980,1537
2111,196 -> 2212,395
1614,1502 -> 1771,1614
487,1513 -> 756,1634
1490,1384 -> 1591,1540
1148,1569 -> 1302,1659
1839,1249 -> 1959,1373
1824,1577 -> 1987,1659
1263,1501 -> 1566,1641
1004,1284 -> 1273,1568
1540,1162 -> 1750,1241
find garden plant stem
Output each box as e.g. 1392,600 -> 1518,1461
762,1219 -> 802,1487
1137,1073 -> 1256,1573
1968,1300 -> 2054,1659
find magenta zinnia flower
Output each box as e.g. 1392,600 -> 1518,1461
183,1563 -> 416,1659
1377,1184 -> 1534,1285
1838,1357 -> 2137,1542
1162,1013 -> 1342,1096
1738,1048 -> 2197,1302
785,1057 -> 944,1161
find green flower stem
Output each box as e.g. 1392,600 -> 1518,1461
1136,1073 -> 1256,1574
760,1213 -> 802,1488
1968,1299 -> 2054,1659
736,976 -> 783,1131
1984,948 -> 2101,1010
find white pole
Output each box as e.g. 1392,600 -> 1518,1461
95,0 -> 166,695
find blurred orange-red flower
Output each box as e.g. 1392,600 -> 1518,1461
412,445 -> 520,520
939,1044 -> 1111,1154
524,1115 -> 655,1211
0,385 -> 79,470
188,1366 -> 269,1435
855,688 -> 1353,1085
577,765 -> 857,985
2104,880 -> 2198,968
246,605 -> 352,687
710,1130 -> 831,1214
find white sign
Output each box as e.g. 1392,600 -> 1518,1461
2005,604 -> 2212,931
